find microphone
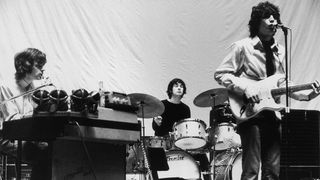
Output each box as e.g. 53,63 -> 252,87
276,24 -> 290,30
41,74 -> 56,88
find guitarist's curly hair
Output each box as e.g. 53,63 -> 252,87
248,1 -> 282,38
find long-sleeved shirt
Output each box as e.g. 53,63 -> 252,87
152,99 -> 191,136
0,76 -> 36,153
0,79 -> 35,129
214,36 -> 314,113
214,36 -> 285,93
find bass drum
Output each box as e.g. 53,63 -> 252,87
212,150 -> 261,180
158,150 -> 201,180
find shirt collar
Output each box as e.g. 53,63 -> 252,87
17,79 -> 33,91
252,36 -> 281,55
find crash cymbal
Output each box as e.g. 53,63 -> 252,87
193,88 -> 229,107
129,93 -> 165,118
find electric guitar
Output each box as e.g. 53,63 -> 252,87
228,74 -> 318,124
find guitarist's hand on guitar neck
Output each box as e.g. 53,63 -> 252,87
312,80 -> 320,92
308,80 -> 320,100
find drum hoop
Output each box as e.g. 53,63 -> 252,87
226,151 -> 242,179
216,122 -> 235,127
149,136 -> 167,140
175,136 -> 207,141
174,119 -> 207,128
175,136 -> 207,150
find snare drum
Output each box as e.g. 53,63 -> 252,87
209,123 -> 241,150
147,136 -> 173,150
173,118 -> 207,150
158,150 -> 201,180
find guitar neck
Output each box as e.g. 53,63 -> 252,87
272,83 -> 315,96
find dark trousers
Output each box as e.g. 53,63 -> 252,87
237,111 -> 281,180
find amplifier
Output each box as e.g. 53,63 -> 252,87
281,109 -> 320,179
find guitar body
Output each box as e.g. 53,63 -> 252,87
229,74 -> 285,124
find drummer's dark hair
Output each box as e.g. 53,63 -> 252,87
167,78 -> 186,98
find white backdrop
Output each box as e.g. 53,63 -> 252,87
1,0 -> 320,135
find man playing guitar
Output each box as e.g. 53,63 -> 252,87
214,2 -> 320,180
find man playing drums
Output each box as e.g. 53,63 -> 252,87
152,78 -> 211,180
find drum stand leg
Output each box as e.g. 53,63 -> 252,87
209,108 -> 218,180
139,103 -> 148,180
138,102 -> 157,180
211,147 -> 216,180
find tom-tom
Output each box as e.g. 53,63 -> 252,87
146,136 -> 173,150
208,122 -> 241,151
173,118 -> 207,150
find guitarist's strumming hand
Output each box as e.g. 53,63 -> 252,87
244,84 -> 261,103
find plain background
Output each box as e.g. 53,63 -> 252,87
1,0 -> 319,135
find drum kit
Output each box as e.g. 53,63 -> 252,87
126,88 -> 244,180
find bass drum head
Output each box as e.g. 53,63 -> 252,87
157,150 -> 201,180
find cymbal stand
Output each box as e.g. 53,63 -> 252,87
139,101 -> 146,143
137,101 -> 154,180
138,101 -> 146,175
209,93 -> 217,180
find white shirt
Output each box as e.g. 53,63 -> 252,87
214,36 -> 285,93
0,75 -> 35,129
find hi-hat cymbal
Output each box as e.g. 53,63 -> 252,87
193,88 -> 229,107
129,93 -> 164,118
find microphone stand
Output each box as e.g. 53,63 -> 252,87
137,101 -> 152,180
283,27 -> 290,113
0,83 -> 54,106
282,26 -> 290,180
209,94 -> 217,180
